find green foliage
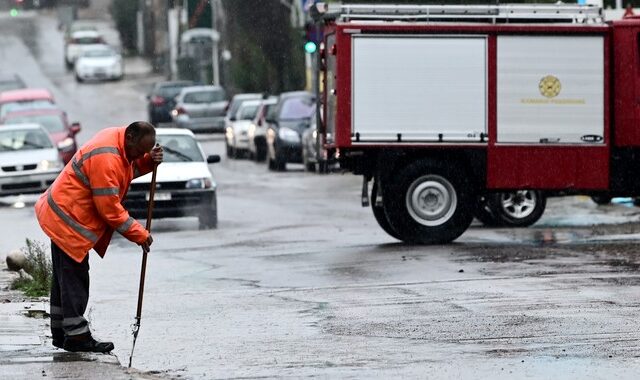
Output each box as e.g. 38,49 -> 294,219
11,239 -> 51,298
221,0 -> 305,94
109,0 -> 139,53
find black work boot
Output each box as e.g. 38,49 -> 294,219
63,334 -> 114,353
52,338 -> 64,349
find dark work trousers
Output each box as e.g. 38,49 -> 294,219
50,241 -> 91,341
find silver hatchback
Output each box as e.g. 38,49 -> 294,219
171,85 -> 228,133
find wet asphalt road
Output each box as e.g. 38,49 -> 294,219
1,9 -> 640,379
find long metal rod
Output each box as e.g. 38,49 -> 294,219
128,163 -> 158,368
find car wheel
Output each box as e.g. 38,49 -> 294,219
305,162 -> 316,172
226,143 -> 234,158
256,142 -> 267,162
268,157 -> 277,171
489,190 -> 546,227
371,182 -> 401,240
65,59 -> 73,71
591,195 -> 612,205
473,195 -> 503,227
75,74 -> 84,83
383,159 -> 473,244
318,160 -> 329,174
198,203 -> 217,229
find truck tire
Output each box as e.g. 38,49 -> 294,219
474,195 -> 503,227
489,190 -> 546,227
371,182 -> 401,240
383,159 -> 473,244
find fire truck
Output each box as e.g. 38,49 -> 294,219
312,3 -> 640,244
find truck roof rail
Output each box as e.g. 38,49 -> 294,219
311,3 -> 604,24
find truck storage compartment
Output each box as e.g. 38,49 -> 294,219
351,36 -> 487,142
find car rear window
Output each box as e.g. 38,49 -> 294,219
228,95 -> 261,117
184,90 -> 225,104
72,37 -> 102,44
4,114 -> 65,133
0,100 -> 56,118
156,84 -> 192,98
279,97 -> 315,120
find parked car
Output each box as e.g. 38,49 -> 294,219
74,45 -> 123,82
147,80 -> 194,125
64,29 -> 105,69
247,97 -> 277,162
224,93 -> 261,138
0,88 -> 56,118
63,21 -> 97,44
301,108 -> 334,173
265,91 -> 315,171
0,124 -> 64,196
123,128 -> 221,229
1,108 -> 81,164
225,99 -> 262,159
171,86 -> 228,133
0,74 -> 25,93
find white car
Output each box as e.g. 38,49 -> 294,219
65,30 -> 105,69
74,46 -> 123,82
0,124 -> 63,197
225,99 -> 262,159
122,129 -> 221,229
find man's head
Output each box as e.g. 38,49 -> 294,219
124,121 -> 156,161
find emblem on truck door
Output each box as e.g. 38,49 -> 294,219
539,75 -> 561,98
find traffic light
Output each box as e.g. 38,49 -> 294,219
304,41 -> 317,54
304,22 -> 322,54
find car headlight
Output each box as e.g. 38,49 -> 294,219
312,129 -> 318,139
278,127 -> 300,143
57,137 -> 74,149
185,178 -> 213,189
39,159 -> 63,171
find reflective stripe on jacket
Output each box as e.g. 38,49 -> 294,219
35,127 -> 154,263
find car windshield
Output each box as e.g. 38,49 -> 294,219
239,105 -> 259,120
82,49 -> 113,58
0,129 -> 52,152
4,114 -> 65,133
157,135 -> 204,162
183,90 -> 225,104
0,100 -> 55,118
279,97 -> 315,120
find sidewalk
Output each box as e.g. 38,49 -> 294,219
0,262 -> 162,380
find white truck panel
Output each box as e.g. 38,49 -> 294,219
497,36 -> 604,144
352,36 -> 487,142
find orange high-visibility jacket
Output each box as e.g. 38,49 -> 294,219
35,126 -> 154,263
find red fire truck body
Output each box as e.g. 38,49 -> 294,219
314,3 -> 640,244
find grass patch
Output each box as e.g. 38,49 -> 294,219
11,239 -> 51,298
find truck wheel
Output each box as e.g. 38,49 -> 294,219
473,195 -> 503,227
489,190 -> 546,227
371,182 -> 401,240
383,160 -> 473,244
591,195 -> 612,205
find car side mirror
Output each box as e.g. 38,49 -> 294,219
207,155 -> 221,164
229,116 -> 236,122
70,122 -> 81,135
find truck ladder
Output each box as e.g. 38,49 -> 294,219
312,3 -> 604,24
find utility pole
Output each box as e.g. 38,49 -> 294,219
211,0 -> 221,85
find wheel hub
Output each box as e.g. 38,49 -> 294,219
406,175 -> 457,227
500,190 -> 536,219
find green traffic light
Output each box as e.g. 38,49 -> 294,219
304,41 -> 317,54
10,8 -> 19,17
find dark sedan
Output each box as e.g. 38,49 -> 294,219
265,91 -> 315,171
147,80 -> 194,125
